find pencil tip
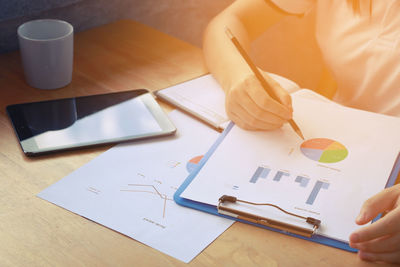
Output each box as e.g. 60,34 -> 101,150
288,120 -> 304,141
297,130 -> 305,140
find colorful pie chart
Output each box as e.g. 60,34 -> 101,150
186,155 -> 203,173
300,138 -> 348,163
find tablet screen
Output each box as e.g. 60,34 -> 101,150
7,89 -> 176,155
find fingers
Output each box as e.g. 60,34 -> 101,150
350,233 -> 400,253
228,105 -> 283,130
225,74 -> 293,130
350,207 -> 400,244
350,186 -> 400,244
263,73 -> 293,108
227,81 -> 288,124
358,250 -> 400,264
355,185 -> 400,225
244,76 -> 292,120
348,185 -> 400,264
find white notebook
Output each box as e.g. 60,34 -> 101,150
155,74 -> 301,131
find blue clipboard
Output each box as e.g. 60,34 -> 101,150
174,122 -> 400,252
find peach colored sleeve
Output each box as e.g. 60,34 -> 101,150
269,0 -> 315,14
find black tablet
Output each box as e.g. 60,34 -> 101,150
6,89 -> 176,156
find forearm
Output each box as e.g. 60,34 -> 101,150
203,13 -> 251,93
202,0 -> 286,93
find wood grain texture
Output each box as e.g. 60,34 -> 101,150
0,20 -> 395,267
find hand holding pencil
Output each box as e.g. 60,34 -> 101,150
223,27 -> 304,139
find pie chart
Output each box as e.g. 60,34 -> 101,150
186,155 -> 203,173
300,138 -> 348,163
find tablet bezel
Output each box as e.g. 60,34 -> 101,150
6,89 -> 176,156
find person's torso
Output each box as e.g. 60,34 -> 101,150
315,0 -> 400,116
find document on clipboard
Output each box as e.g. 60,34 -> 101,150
154,74 -> 300,131
174,90 -> 400,251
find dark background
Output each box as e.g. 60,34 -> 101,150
0,0 -> 326,92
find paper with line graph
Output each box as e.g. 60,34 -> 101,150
38,110 -> 233,263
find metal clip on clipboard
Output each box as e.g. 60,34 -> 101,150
217,195 -> 321,238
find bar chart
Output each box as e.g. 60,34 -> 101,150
248,166 -> 330,205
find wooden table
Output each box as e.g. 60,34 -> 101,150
0,20 -> 395,267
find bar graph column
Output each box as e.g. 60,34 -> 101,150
306,181 -> 330,205
295,176 -> 310,187
249,166 -> 271,183
273,170 -> 290,182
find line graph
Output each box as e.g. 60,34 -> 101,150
121,184 -> 173,218
87,187 -> 101,194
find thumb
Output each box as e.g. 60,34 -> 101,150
261,71 -> 292,109
356,185 -> 400,225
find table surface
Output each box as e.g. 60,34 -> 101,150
0,19 -> 395,267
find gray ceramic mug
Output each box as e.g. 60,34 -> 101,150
18,19 -> 73,90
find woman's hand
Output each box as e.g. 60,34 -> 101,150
225,72 -> 293,130
349,184 -> 400,263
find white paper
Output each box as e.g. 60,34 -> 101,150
38,110 -> 233,263
181,91 -> 400,242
